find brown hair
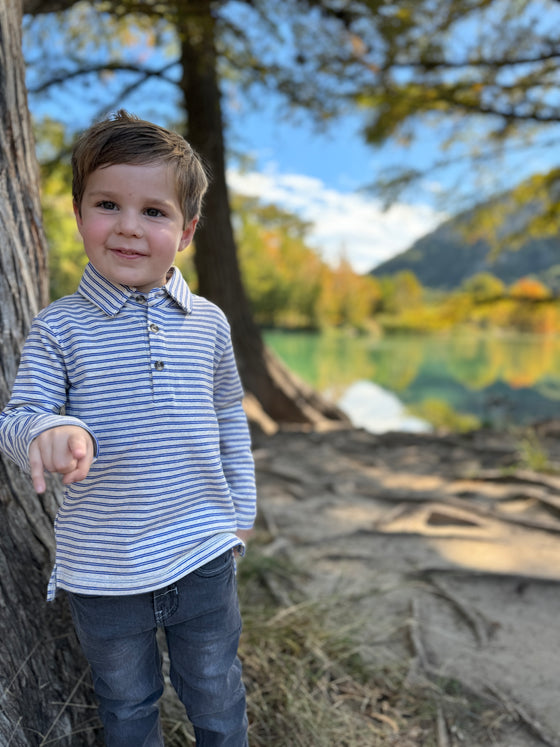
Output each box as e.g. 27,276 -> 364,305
71,110 -> 209,226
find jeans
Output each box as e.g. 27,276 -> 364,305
67,551 -> 248,747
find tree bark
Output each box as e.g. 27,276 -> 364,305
178,0 -> 348,427
0,1 -> 100,744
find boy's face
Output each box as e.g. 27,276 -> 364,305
74,162 -> 197,293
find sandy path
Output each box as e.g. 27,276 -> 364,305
252,425 -> 560,745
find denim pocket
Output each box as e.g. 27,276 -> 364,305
193,550 -> 232,578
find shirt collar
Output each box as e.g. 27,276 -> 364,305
165,266 -> 193,313
77,263 -> 193,316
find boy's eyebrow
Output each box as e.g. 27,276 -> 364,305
85,189 -> 175,208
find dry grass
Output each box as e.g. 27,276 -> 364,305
221,545 -> 525,746
159,541 -> 533,746
242,600 -> 388,746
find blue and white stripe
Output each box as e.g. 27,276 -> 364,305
0,263 -> 256,600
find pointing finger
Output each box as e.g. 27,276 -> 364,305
29,439 -> 47,494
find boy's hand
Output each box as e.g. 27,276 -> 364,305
234,528 -> 253,557
29,426 -> 94,493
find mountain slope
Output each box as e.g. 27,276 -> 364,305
371,208 -> 560,292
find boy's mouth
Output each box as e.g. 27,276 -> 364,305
110,248 -> 144,258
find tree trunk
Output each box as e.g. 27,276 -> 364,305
0,2 -> 100,744
178,0 -> 348,427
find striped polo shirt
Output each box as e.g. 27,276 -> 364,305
0,263 -> 256,600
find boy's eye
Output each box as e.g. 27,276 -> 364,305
97,200 -> 117,211
145,207 -> 164,218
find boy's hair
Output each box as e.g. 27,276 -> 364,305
71,110 -> 209,226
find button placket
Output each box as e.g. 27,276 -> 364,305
148,312 -> 167,383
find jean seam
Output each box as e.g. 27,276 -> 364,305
153,585 -> 179,626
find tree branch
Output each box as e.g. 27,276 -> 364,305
23,0 -> 78,14
28,60 -> 178,94
395,49 -> 560,72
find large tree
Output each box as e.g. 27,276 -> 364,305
0,1 -> 100,744
23,0 -> 374,427
176,1 -> 347,423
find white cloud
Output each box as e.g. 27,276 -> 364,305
227,168 -> 447,273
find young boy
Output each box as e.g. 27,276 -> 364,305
0,111 -> 257,746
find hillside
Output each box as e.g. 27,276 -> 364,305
371,206 -> 560,292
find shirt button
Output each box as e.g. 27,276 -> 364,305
154,361 -> 165,371
149,323 -> 160,333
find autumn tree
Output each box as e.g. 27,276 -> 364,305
354,0 -> 560,238
509,276 -> 551,300
462,272 -> 505,303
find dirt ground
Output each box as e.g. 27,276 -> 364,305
250,422 -> 560,746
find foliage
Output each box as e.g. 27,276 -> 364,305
355,0 -> 560,214
514,429 -> 555,473
461,272 -> 505,302
229,195 -> 382,330
377,270 -> 423,314
382,284 -> 560,336
509,276 -> 551,300
406,398 -> 481,433
37,119 -> 87,298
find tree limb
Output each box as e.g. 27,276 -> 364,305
28,60 -> 177,94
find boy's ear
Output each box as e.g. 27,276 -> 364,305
178,216 -> 199,252
73,201 -> 83,229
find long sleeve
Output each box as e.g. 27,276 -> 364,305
0,316 -> 98,474
213,325 -> 257,530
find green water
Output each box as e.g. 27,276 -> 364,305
264,329 -> 560,431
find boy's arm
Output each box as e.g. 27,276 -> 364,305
213,328 -> 257,533
0,316 -> 98,482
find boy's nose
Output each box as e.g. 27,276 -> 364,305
115,211 -> 142,237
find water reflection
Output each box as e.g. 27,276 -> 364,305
264,330 -> 560,431
337,380 -> 431,433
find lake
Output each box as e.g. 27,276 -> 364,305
264,329 -> 560,433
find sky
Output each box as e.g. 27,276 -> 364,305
224,100 -> 448,274
227,166 -> 444,274
223,92 -> 559,274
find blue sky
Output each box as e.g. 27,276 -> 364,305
223,97 -> 448,273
